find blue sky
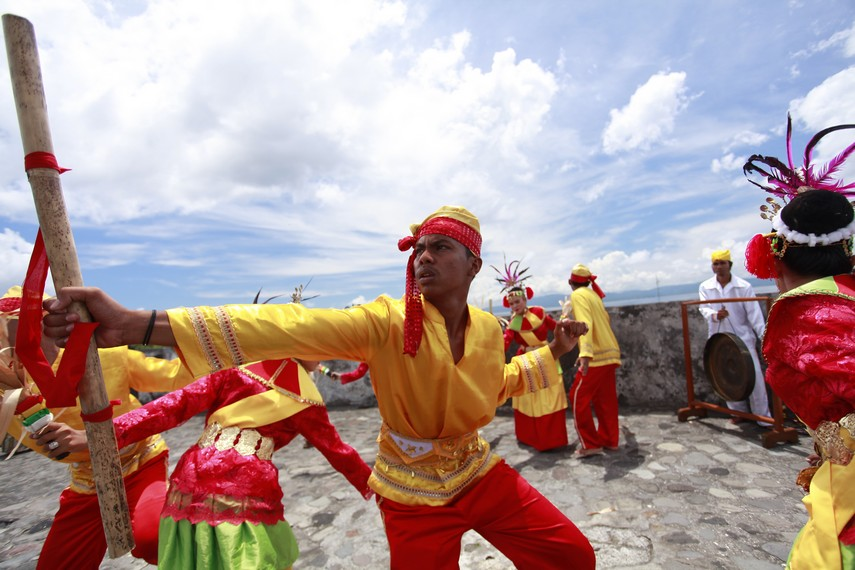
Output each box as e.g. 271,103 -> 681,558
1,0 -> 854,313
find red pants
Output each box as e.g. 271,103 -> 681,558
570,364 -> 619,450
514,409 -> 569,451
377,460 -> 595,569
37,451 -> 168,570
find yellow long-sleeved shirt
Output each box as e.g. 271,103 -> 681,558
167,295 -> 562,506
563,287 -> 621,368
3,347 -> 194,493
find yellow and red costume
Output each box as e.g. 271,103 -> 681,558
168,297 -> 557,506
3,346 -> 194,569
762,275 -> 855,569
163,204 -> 594,569
563,265 -> 622,451
112,358 -> 372,570
503,305 -> 569,450
166,297 -> 593,567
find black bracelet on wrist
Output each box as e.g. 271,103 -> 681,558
142,310 -> 157,345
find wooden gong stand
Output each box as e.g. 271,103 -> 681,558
677,296 -> 798,448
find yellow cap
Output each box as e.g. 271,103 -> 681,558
570,263 -> 592,279
711,249 -> 731,262
409,205 -> 480,237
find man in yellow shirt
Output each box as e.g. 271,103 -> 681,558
563,264 -> 622,457
42,206 -> 596,569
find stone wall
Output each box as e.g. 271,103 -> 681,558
316,299 -> 770,410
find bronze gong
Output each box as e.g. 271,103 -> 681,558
703,332 -> 755,401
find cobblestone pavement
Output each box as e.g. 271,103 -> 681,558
0,407 -> 811,569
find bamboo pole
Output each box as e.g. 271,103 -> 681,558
2,14 -> 134,557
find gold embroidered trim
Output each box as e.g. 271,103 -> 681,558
811,413 -> 855,467
379,424 -> 481,465
520,353 -> 537,393
372,448 -> 493,500
165,487 -> 260,517
518,349 -> 550,392
197,421 -> 274,461
240,365 -> 325,408
188,307 -> 223,372
533,350 -> 550,389
214,307 -> 245,367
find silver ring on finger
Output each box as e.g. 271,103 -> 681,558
47,441 -> 59,450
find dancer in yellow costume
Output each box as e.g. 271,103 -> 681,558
41,206 -> 597,569
494,258 -> 568,451
0,286 -> 194,569
562,265 -> 622,457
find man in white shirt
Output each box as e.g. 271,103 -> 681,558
698,249 -> 771,425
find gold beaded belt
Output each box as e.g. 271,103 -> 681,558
197,421 -> 274,461
812,412 -> 855,466
796,412 -> 855,491
378,423 -> 482,466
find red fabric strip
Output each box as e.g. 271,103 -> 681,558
16,231 -> 97,408
80,399 -> 121,423
24,151 -> 70,174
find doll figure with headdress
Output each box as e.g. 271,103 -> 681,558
493,258 -> 569,451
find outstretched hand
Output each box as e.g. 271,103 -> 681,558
548,318 -> 588,360
42,287 -> 154,348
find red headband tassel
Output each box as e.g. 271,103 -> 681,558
570,273 -> 606,298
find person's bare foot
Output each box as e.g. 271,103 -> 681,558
575,447 -> 604,457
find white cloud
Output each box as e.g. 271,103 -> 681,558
789,66 -> 855,181
790,67 -> 855,129
0,229 -> 34,294
710,153 -> 745,174
794,20 -> 855,58
723,131 -> 769,153
601,71 -> 692,155
846,22 -> 855,57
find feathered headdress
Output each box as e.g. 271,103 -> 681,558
743,115 -> 855,279
743,114 -> 855,200
491,256 -> 533,307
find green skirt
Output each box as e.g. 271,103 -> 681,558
158,517 -> 299,569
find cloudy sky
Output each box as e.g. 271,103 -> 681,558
1,0 -> 854,312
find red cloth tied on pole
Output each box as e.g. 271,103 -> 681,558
24,151 -> 70,173
16,230 -> 97,408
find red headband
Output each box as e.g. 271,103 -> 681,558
569,273 -> 606,299
397,216 -> 482,356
